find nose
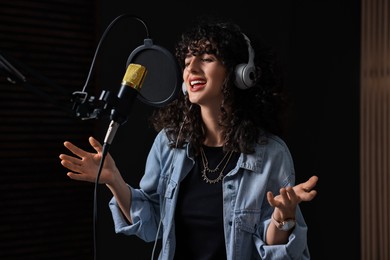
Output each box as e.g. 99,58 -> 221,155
185,58 -> 199,73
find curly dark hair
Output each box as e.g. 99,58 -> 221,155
150,16 -> 288,155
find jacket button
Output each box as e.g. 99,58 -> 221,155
227,184 -> 233,189
229,221 -> 233,226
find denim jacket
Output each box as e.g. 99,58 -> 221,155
109,130 -> 311,260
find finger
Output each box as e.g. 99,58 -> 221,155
67,172 -> 92,182
89,136 -> 103,153
59,154 -> 82,166
63,141 -> 90,158
279,187 -> 289,202
300,190 -> 318,201
60,158 -> 84,174
302,175 -> 318,192
286,186 -> 298,202
267,191 -> 277,207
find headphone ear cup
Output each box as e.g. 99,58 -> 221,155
235,63 -> 256,89
234,33 -> 257,90
182,82 -> 187,95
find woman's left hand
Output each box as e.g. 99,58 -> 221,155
267,175 -> 318,220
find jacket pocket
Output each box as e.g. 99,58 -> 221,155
236,210 -> 261,234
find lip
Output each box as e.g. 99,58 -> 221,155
188,77 -> 206,92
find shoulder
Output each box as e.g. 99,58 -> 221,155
147,130 -> 175,164
257,131 -> 291,153
253,131 -> 294,170
253,132 -> 296,185
152,129 -> 171,148
152,129 -> 186,152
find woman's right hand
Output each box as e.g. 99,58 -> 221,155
59,136 -> 119,185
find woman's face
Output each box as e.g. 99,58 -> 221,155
182,52 -> 227,108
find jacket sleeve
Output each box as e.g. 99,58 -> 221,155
256,134 -> 311,259
256,208 -> 310,259
108,130 -> 168,242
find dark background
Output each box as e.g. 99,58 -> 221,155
0,0 -> 360,259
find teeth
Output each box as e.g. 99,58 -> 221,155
190,80 -> 205,86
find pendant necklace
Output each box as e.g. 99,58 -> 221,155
200,146 -> 234,184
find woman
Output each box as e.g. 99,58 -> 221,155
59,16 -> 318,259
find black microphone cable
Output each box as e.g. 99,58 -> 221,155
81,14 -> 149,93
150,104 -> 193,260
88,14 -> 149,260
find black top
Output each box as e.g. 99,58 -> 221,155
174,145 -> 240,260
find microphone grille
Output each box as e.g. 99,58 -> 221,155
122,63 -> 147,90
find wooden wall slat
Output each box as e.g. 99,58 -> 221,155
361,0 -> 390,259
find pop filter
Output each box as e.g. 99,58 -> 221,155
127,38 -> 181,107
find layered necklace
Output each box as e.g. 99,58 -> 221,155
200,146 -> 235,184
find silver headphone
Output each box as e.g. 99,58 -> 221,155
234,33 -> 257,89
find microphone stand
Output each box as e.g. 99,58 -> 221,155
1,13 -> 181,260
0,51 -> 76,117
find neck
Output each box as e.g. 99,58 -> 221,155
200,104 -> 225,147
203,127 -> 224,147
